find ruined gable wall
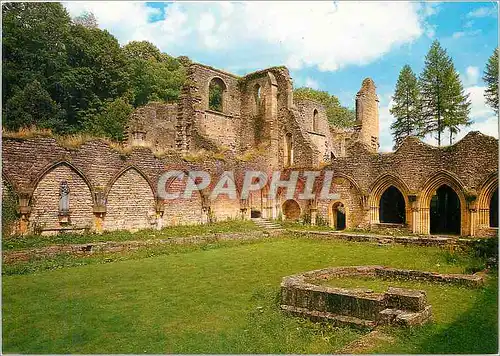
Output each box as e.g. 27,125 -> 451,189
187,63 -> 242,152
127,102 -> 178,149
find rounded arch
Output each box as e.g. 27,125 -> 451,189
476,172 -> 499,228
329,200 -> 348,230
105,165 -> 156,200
368,173 -> 411,225
312,109 -> 319,131
208,76 -> 227,112
418,170 -> 467,235
31,161 -> 94,204
282,199 -> 301,221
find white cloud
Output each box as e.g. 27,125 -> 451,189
378,96 -> 397,152
452,29 -> 481,40
305,77 -> 320,90
462,66 -> 480,86
64,2 -> 431,72
467,6 -> 497,18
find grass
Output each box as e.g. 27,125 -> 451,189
3,235 -> 497,354
2,220 -> 259,251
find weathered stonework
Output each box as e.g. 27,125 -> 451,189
1,61 -> 498,237
280,266 -> 484,328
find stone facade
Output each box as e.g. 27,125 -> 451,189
2,61 -> 498,237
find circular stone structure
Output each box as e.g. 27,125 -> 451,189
280,266 -> 485,328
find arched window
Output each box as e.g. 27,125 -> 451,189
379,186 -> 405,224
254,84 -> 262,112
208,78 -> 226,112
430,185 -> 461,235
312,109 -> 318,131
490,188 -> 498,228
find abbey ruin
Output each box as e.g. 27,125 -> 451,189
2,62 -> 498,237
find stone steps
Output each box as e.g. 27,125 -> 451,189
251,218 -> 285,235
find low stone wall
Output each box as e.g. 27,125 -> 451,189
3,230 -> 268,264
280,266 -> 484,329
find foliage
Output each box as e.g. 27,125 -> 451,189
2,4 -> 187,140
483,47 -> 499,113
2,183 -> 19,236
84,97 -> 133,141
72,11 -> 98,28
419,40 -> 471,146
124,42 -> 186,107
4,80 -> 67,132
294,87 -> 355,128
390,65 -> 424,149
209,79 -> 224,112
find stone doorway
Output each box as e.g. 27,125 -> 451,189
430,185 -> 461,235
379,186 -> 406,224
331,202 -> 346,230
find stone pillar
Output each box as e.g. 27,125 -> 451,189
18,191 -> 31,235
155,200 -> 165,231
469,207 -> 477,237
201,207 -> 210,224
310,208 -> 317,226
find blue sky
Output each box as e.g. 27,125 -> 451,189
64,1 -> 498,151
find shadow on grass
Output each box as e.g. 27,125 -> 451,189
381,273 -> 498,354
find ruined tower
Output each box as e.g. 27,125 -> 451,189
354,78 -> 379,152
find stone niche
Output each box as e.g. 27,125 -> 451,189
280,266 -> 485,329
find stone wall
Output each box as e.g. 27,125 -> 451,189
105,168 -> 157,231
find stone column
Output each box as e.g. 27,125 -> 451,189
310,208 -> 317,226
18,192 -> 31,235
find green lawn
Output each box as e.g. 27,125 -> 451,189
2,220 -> 258,251
3,236 -> 497,354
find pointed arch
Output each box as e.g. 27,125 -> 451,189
418,170 -> 468,235
29,161 -> 94,231
31,161 -> 94,203
476,171 -> 499,228
105,165 -> 157,231
368,173 -> 411,226
105,165 -> 156,200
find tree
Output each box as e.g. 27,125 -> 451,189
124,42 -> 186,107
72,11 -> 98,28
483,47 -> 498,113
390,65 -> 423,149
2,3 -> 71,115
419,40 -> 471,146
60,24 -> 129,131
4,80 -> 66,132
84,97 -> 133,141
293,87 -> 355,128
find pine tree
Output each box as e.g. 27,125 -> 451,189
389,65 -> 423,149
443,65 -> 472,145
419,40 -> 471,146
483,47 -> 498,113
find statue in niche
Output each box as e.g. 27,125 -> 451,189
59,180 -> 70,214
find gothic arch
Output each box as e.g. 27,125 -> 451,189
29,161 -> 94,231
105,166 -> 157,231
31,161 -> 94,204
368,173 -> 411,226
476,172 -> 498,228
105,165 -> 156,200
418,170 -> 468,235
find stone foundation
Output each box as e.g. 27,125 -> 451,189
280,266 -> 485,328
